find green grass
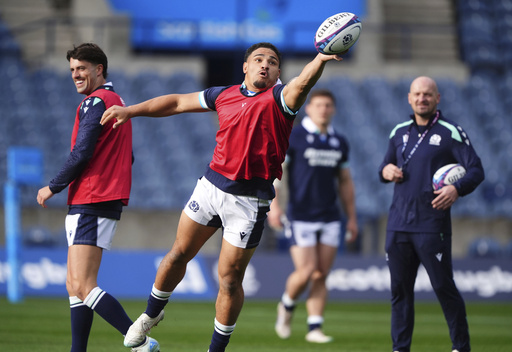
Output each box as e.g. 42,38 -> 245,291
1,297 -> 511,351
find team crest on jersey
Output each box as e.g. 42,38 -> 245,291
429,134 -> 441,146
306,134 -> 315,144
188,200 -> 200,212
329,137 -> 340,148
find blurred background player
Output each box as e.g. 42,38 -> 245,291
379,76 -> 484,352
100,42 -> 346,352
269,89 -> 358,343
36,43 -> 159,352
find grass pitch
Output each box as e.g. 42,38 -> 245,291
1,297 -> 511,351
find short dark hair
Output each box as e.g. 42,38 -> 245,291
244,42 -> 282,67
308,89 -> 336,106
66,43 -> 108,79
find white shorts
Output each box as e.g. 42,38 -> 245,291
184,177 -> 271,249
284,220 -> 341,248
65,214 -> 118,250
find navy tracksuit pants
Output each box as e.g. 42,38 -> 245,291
385,231 -> 470,352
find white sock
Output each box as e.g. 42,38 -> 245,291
281,292 -> 295,307
151,284 -> 172,300
307,315 -> 324,325
69,296 -> 85,308
214,318 -> 236,335
83,286 -> 105,310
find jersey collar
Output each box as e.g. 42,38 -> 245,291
302,116 -> 335,135
93,82 -> 115,93
240,78 -> 283,97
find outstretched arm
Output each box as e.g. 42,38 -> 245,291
100,92 -> 206,128
282,53 -> 343,111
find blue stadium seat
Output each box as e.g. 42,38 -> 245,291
506,240 -> 512,258
165,72 -> 202,93
493,0 -> 512,15
468,238 -> 503,258
463,42 -> 501,70
458,11 -> 499,70
457,0 -> 492,15
23,226 -> 56,247
0,20 -> 21,58
459,12 -> 495,42
0,55 -> 25,82
132,70 -> 169,100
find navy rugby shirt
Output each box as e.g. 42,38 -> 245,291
378,111 -> 484,233
285,116 -> 349,222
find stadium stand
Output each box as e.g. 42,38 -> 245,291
23,225 -> 56,247
0,20 -> 21,58
1,32 -> 511,215
506,240 -> 512,258
468,237 -> 503,259
1,0 -> 510,255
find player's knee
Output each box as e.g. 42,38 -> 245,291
218,274 -> 244,296
66,279 -> 90,300
65,278 -> 75,296
310,269 -> 327,282
296,263 -> 317,280
166,247 -> 192,267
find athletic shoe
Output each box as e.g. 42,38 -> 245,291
275,302 -> 293,339
305,328 -> 333,343
124,311 -> 165,347
131,337 -> 160,352
452,350 -> 460,352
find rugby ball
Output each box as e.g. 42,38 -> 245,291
315,12 -> 362,54
432,163 -> 466,191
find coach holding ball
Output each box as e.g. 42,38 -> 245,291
379,76 -> 484,352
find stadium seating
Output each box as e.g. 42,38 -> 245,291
457,0 -> 512,72
468,237 -> 503,259
23,226 -> 56,247
506,240 -> 512,258
2,69 -> 508,216
1,6 -> 511,221
1,61 -> 510,216
0,20 -> 21,58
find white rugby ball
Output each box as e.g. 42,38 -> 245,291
315,12 -> 362,54
432,163 -> 466,191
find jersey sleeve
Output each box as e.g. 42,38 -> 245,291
339,135 -> 350,169
378,131 -> 399,183
272,84 -> 298,120
49,99 -> 105,193
450,125 -> 485,196
199,86 -> 231,111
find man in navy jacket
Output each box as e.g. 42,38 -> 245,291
379,76 -> 484,352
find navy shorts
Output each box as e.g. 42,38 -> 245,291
65,213 -> 118,250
